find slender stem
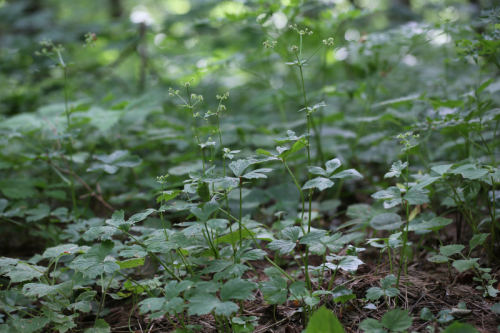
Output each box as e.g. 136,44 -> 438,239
284,161 -> 306,234
239,183 -> 243,248
187,87 -> 205,172
396,155 -> 411,291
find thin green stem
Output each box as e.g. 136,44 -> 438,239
284,161 -> 306,234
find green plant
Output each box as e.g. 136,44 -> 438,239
359,308 -> 412,333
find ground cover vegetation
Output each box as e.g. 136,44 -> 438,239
0,0 -> 499,332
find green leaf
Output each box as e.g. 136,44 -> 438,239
299,230 -> 327,245
187,294 -> 237,316
384,161 -> 408,178
302,177 -> 334,191
412,217 -> 453,232
278,140 -> 306,160
84,319 -> 110,333
25,204 -> 51,222
304,306 -> 344,333
359,318 -> 385,333
441,321 -> 479,333
69,240 -> 120,278
326,255 -> 364,271
431,164 -> 454,176
307,166 -> 328,177
428,255 -> 450,263
381,308 -> 412,332
403,187 -> 430,205
452,259 -> 479,273
197,182 -> 210,202
371,187 -> 402,209
412,177 -> 441,190
460,168 -> 489,180
190,201 -> 219,222
43,244 -> 89,258
440,244 -> 465,256
325,158 -> 342,175
267,226 -> 302,255
116,258 -> 145,269
84,226 -> 117,241
164,280 -> 193,300
370,213 -> 403,230
469,233 -> 489,251
260,276 -> 287,305
242,168 -> 273,179
229,159 -> 252,177
6,264 -> 46,283
330,169 -> 362,180
380,274 -> 397,289
365,287 -> 385,301
274,130 -> 310,144
216,228 -> 255,246
420,307 -> 435,320
12,317 -> 50,333
219,278 -> 256,301
491,303 -> 500,314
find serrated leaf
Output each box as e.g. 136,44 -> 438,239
403,187 -> 429,205
164,280 -> 193,300
299,230 -> 327,245
469,233 -> 489,251
326,255 -> 363,271
331,169 -> 363,180
384,161 -> 408,178
380,274 -> 397,289
25,204 -> 51,222
428,255 -> 450,263
242,168 -> 273,179
85,226 -> 117,241
381,308 -> 412,332
229,159 -> 253,177
6,264 -> 46,283
371,187 -> 402,208
85,319 -> 110,333
431,164 -> 453,176
412,217 -> 453,232
370,213 -> 403,230
325,158 -> 341,176
359,318 -> 385,333
69,240 -> 120,278
260,276 -> 287,305
302,177 -> 334,191
304,305 -> 344,333
12,317 -> 50,333
453,259 -> 479,273
440,244 -> 464,256
365,287 -> 385,301
278,140 -> 306,160
116,258 -> 145,269
220,278 -> 256,301
190,201 -> 219,222
307,166 -> 328,177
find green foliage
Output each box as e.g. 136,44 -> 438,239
304,306 -> 344,333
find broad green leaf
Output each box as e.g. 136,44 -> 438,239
69,240 -> 120,278
441,321 -> 479,333
302,177 -> 334,191
84,226 -> 117,241
84,319 -> 110,333
127,209 -> 155,225
384,161 -> 408,178
325,158 -> 341,175
412,176 -> 441,190
43,244 -> 89,258
190,201 -> 219,222
25,204 -> 51,222
381,308 -> 412,332
164,280 -> 193,300
440,244 -> 464,256
219,278 -> 256,301
403,187 -> 430,205
307,166 -> 328,177
365,287 -> 385,301
229,159 -> 252,177
491,303 -> 500,314
260,276 -> 287,305
308,234 -> 344,255
380,274 -> 397,289
359,318 -> 385,333
420,307 -> 435,320
267,226 -> 302,255
304,306 -> 344,333
330,169 -> 363,180
413,217 -> 452,232
242,168 -> 273,179
274,130 -> 310,144
289,281 -> 308,299
431,164 -> 453,176
469,233 -> 489,251
12,317 -> 50,333
216,228 -> 255,246
428,255 -> 450,263
460,168 -> 489,180
200,260 -> 232,274
326,255 -> 364,271
278,140 -> 305,160
116,258 -> 145,269
371,187 -> 402,209
119,245 -> 148,258
299,230 -> 327,245
453,259 -> 479,273
6,264 -> 46,283
370,213 -> 403,230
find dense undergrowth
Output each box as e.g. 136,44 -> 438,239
0,1 -> 500,332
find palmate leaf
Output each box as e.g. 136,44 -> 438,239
260,276 -> 287,305
43,244 -> 90,259
69,240 -> 120,278
469,233 -> 489,251
84,319 -> 110,333
453,259 -> 479,273
411,217 -> 452,232
365,287 -> 385,301
187,294 -> 238,317
267,226 -> 302,255
87,150 -> 142,174
439,244 -> 464,256
242,168 -> 273,179
229,159 -> 253,177
381,308 -> 412,332
325,255 -> 363,272
308,234 -> 344,255
278,140 -> 306,160
220,278 -> 257,302
403,187 -> 429,205
84,226 -> 117,241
